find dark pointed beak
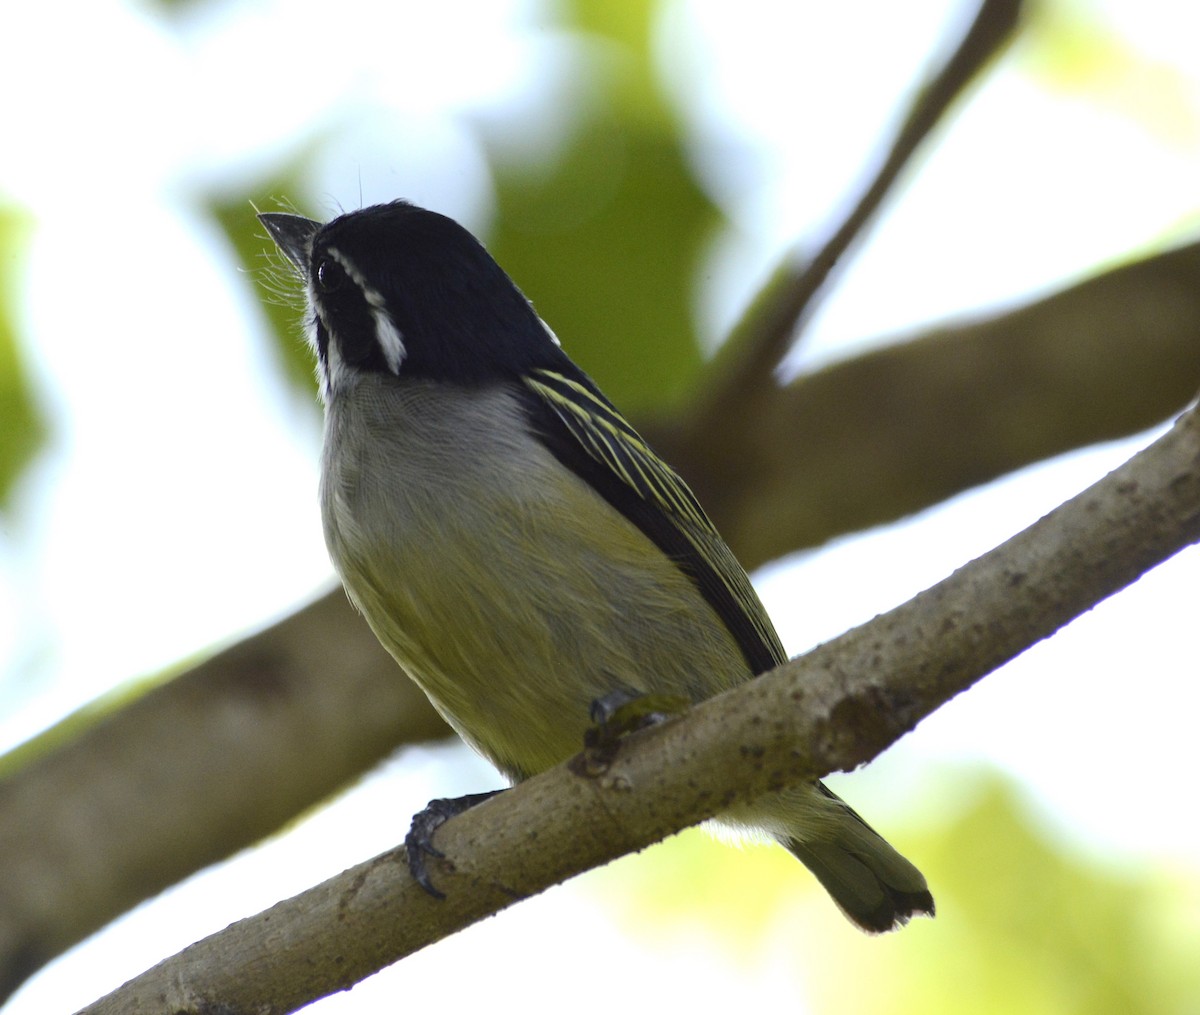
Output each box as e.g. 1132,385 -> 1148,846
258,212 -> 322,274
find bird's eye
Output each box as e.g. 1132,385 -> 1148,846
315,258 -> 344,294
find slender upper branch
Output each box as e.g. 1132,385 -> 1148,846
689,0 -> 1024,435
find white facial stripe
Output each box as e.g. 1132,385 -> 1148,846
325,246 -> 406,375
370,310 -> 406,375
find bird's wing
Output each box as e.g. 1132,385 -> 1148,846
522,367 -> 786,675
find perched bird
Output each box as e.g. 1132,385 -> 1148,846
260,200 -> 933,932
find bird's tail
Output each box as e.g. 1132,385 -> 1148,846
784,783 -> 933,933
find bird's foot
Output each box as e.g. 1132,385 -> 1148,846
578,689 -> 690,774
405,790 -> 502,898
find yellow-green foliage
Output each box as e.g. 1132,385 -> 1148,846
592,769 -> 1200,1014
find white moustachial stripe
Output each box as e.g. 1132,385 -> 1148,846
325,245 -> 406,374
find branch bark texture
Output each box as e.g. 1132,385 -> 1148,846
0,594 -> 447,1001
80,398 -> 1200,1014
669,243 -> 1200,565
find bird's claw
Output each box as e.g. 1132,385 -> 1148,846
404,791 -> 501,898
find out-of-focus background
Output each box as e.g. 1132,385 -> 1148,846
2,0 -> 1199,1011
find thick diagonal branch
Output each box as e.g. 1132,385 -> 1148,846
664,242 -> 1200,565
0,594 -> 447,1003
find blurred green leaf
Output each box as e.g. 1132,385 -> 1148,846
140,0 -> 204,18
0,205 -> 45,511
569,0 -> 676,134
589,825 -> 807,962
206,169 -> 323,408
878,773 -> 1200,1015
592,770 -> 1200,1014
484,0 -> 722,414
1023,2 -> 1198,144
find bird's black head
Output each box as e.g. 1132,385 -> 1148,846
260,201 -> 564,399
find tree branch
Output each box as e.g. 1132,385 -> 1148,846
0,593 -> 448,1003
689,0 -> 1023,437
80,396 -> 1200,1015
665,241 -> 1200,566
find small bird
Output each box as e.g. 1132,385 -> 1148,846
260,200 -> 933,932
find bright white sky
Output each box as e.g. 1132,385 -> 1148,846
2,0 -> 1199,1012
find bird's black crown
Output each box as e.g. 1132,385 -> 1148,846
311,201 -> 564,385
